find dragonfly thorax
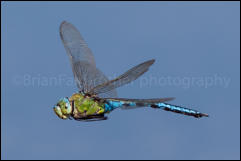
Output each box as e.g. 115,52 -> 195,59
70,93 -> 105,120
54,93 -> 106,120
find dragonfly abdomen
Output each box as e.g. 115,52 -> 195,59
150,103 -> 208,118
104,99 -> 208,118
104,100 -> 137,112
104,100 -> 123,112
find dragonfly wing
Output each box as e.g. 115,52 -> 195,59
72,61 -> 117,97
89,59 -> 155,95
60,21 -> 96,66
74,114 -> 108,122
92,68 -> 117,98
60,21 -> 117,96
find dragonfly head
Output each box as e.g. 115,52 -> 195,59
53,97 -> 72,120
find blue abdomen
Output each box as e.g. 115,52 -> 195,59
150,103 -> 208,118
104,99 -> 208,118
104,100 -> 124,112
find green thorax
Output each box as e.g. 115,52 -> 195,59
69,93 -> 105,119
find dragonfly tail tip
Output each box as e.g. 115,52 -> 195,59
201,113 -> 209,117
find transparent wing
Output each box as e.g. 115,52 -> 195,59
60,21 -> 96,66
72,61 -> 117,97
59,21 -> 117,97
89,59 -> 155,95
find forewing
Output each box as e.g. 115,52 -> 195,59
89,59 -> 155,95
72,61 -> 117,96
60,21 -> 96,66
59,21 -> 117,96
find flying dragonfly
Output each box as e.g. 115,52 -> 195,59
53,21 -> 208,121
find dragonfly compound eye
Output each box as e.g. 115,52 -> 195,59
53,97 -> 72,120
59,98 -> 72,115
53,105 -> 67,119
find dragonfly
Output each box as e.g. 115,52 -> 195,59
53,21 -> 208,121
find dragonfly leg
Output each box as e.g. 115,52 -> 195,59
74,114 -> 108,122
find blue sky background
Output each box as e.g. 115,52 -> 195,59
1,1 -> 240,160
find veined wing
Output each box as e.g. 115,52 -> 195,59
88,59 -> 155,95
60,21 -> 96,66
72,61 -> 117,97
59,21 -> 117,97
